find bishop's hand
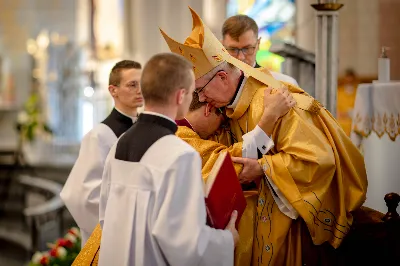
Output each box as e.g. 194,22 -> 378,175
231,157 -> 263,184
258,86 -> 296,136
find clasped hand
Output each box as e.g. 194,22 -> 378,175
231,157 -> 264,184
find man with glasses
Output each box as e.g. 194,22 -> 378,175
222,14 -> 299,86
161,7 -> 367,266
60,60 -> 143,246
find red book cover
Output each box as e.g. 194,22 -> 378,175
204,152 -> 247,229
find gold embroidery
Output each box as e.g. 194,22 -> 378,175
211,54 -> 223,62
352,112 -> 400,141
308,99 -> 322,114
178,46 -> 184,56
72,224 -> 102,266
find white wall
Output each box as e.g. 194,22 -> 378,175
339,0 -> 379,77
296,0 -> 379,77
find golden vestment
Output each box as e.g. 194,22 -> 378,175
220,70 -> 367,265
72,224 -> 101,266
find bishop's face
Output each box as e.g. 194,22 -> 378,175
114,68 -> 144,109
195,71 -> 234,108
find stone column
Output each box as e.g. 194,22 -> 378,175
312,1 -> 343,117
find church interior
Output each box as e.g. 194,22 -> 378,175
0,0 -> 399,265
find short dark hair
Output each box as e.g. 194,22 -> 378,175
109,60 -> 141,86
141,53 -> 193,105
222,15 -> 259,41
189,92 -> 206,112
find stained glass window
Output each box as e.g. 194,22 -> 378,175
226,0 -> 296,71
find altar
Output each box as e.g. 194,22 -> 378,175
351,82 -> 400,213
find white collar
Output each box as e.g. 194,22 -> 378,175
141,111 -> 176,124
227,76 -> 247,109
115,107 -> 138,123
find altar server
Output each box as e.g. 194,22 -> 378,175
60,60 -> 143,245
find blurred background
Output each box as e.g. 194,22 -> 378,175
0,0 -> 399,265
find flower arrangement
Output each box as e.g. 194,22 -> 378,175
16,92 -> 52,142
29,227 -> 81,266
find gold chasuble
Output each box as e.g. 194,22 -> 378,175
176,124 -> 258,266
176,125 -> 243,181
161,7 -> 368,266
227,76 -> 367,265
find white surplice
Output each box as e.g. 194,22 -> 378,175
99,135 -> 234,266
60,124 -> 117,245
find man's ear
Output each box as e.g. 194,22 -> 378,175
256,37 -> 261,52
109,85 -> 118,98
177,89 -> 186,105
204,103 -> 212,117
218,71 -> 228,82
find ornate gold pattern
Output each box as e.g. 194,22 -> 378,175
211,54 -> 223,62
178,46 -> 184,56
189,53 -> 196,62
72,224 -> 102,265
352,112 -> 400,141
308,99 -> 323,114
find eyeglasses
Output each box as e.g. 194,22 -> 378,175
112,81 -> 140,91
195,70 -> 224,95
226,46 -> 257,56
216,107 -> 225,116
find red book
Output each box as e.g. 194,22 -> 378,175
204,152 -> 247,229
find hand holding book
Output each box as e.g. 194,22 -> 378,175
224,210 -> 239,246
204,152 -> 247,230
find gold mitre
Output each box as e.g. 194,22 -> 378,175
160,7 -> 281,88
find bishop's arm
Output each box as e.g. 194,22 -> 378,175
258,108 -> 337,219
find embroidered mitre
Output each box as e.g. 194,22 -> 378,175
160,7 -> 281,88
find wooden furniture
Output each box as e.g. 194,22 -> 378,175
302,192 -> 400,266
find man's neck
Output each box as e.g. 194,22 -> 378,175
114,103 -> 137,117
144,105 -> 177,122
185,113 -> 208,139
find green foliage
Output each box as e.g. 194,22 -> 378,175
16,93 -> 53,142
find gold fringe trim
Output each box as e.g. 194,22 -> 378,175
352,113 -> 400,141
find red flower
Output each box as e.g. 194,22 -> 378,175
57,238 -> 73,248
39,255 -> 49,265
49,248 -> 57,257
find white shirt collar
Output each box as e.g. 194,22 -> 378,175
141,111 -> 176,124
227,76 -> 247,110
115,107 -> 138,123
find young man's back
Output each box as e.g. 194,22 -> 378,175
99,113 -> 233,266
